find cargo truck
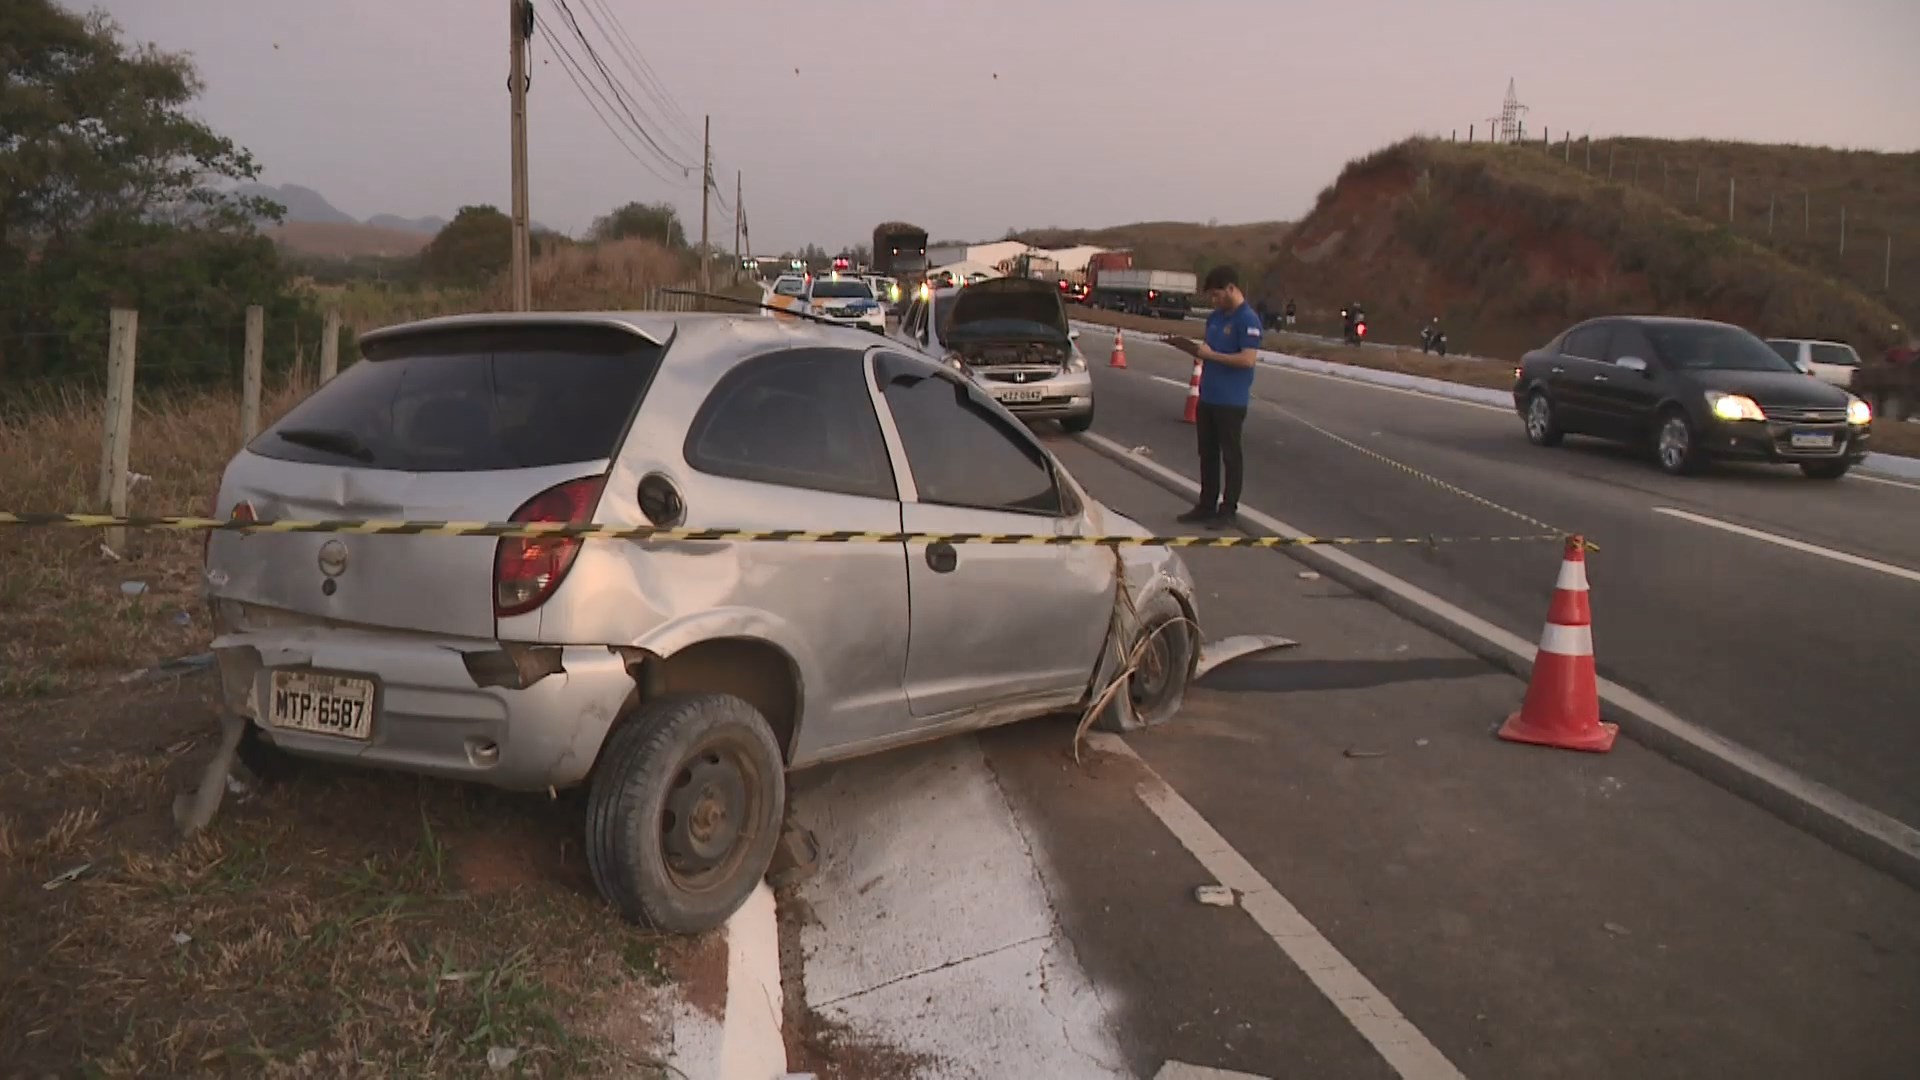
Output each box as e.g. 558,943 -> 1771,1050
1090,267 -> 1198,319
872,222 -> 929,278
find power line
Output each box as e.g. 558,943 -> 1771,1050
534,14 -> 683,187
548,0 -> 692,172
577,0 -> 701,154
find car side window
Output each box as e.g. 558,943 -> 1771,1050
1767,341 -> 1799,365
901,298 -> 924,342
1563,324 -> 1609,360
874,353 -> 1064,516
1605,324 -> 1657,366
685,348 -> 898,501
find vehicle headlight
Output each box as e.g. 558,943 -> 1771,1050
1847,396 -> 1872,425
1707,392 -> 1766,422
1066,350 -> 1088,373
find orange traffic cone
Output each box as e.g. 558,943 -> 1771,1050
1109,329 -> 1128,368
1498,537 -> 1616,753
1182,358 -> 1202,424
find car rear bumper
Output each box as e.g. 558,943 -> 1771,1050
212,624 -> 635,791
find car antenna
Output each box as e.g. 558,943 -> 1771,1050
658,288 -> 876,332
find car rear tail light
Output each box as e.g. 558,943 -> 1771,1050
205,498 -> 256,563
1358,322 -> 1368,337
494,475 -> 607,618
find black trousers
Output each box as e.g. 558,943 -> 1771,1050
1195,401 -> 1247,512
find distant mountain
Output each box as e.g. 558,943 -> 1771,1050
236,182 -> 356,226
367,212 -> 449,234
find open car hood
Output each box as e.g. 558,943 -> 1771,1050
945,278 -> 1071,342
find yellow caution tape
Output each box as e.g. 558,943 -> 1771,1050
0,511 -> 1577,550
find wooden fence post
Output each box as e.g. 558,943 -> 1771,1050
98,308 -> 138,554
1728,177 -> 1736,223
1840,206 -> 1847,256
320,309 -> 341,382
242,305 -> 263,442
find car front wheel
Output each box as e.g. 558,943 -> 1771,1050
586,694 -> 785,934
1061,409 -> 1094,434
1524,391 -> 1563,447
1656,410 -> 1706,475
1094,591 -> 1196,733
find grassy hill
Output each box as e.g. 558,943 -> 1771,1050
272,221 -> 433,259
1013,220 -> 1292,279
1264,138 -> 1910,359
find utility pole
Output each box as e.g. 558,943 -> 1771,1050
1840,205 -> 1847,255
1887,233 -> 1894,291
1728,177 -> 1736,224
507,0 -> 533,311
1768,193 -> 1775,238
700,114 -> 712,294
734,170 -> 743,284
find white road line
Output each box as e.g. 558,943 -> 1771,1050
1151,375 -> 1190,389
1078,431 -> 1920,878
1652,507 -> 1920,584
1853,472 -> 1920,493
1154,1063 -> 1274,1080
1090,732 -> 1467,1080
1261,363 -> 1514,413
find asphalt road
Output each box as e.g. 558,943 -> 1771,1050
1078,336 -> 1920,828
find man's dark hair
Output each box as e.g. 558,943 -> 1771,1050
1203,265 -> 1240,291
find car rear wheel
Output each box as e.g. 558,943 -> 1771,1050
1094,591 -> 1196,733
1524,391 -> 1563,447
1655,409 -> 1706,476
586,694 -> 784,934
1800,460 -> 1851,480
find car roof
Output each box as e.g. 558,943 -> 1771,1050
358,311 -> 886,379
1765,336 -> 1851,346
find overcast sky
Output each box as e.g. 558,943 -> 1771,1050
95,0 -> 1920,253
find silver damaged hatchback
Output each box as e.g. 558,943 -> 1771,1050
205,312 -> 1199,931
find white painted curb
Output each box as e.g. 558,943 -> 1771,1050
665,882 -> 787,1080
1070,318 -> 1920,482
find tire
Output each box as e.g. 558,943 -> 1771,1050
1094,591 -> 1197,734
1061,410 -> 1094,434
236,720 -> 304,786
1523,390 -> 1564,447
586,694 -> 785,934
1655,409 -> 1706,476
1800,460 -> 1851,480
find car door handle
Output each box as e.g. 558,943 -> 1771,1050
925,541 -> 957,574
1551,366 -> 1566,375
1592,374 -> 1609,382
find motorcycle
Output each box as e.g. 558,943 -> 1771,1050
1420,322 -> 1448,356
1341,306 -> 1368,347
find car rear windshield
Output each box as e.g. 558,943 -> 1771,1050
773,278 -> 806,296
811,280 -> 873,299
251,324 -> 662,472
1809,343 -> 1861,367
1648,325 -> 1798,373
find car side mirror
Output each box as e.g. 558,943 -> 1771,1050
1617,356 -> 1650,376
1069,329 -> 1081,341
1794,360 -> 1814,375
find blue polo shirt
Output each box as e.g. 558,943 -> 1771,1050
1200,302 -> 1262,407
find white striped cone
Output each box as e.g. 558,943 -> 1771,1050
1498,537 -> 1617,752
1182,358 -> 1201,424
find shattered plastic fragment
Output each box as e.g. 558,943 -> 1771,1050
1194,884 -> 1236,907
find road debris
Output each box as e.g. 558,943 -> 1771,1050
1343,748 -> 1388,759
485,1046 -> 521,1071
1193,634 -> 1298,679
98,542 -> 121,562
1194,885 -> 1236,907
1604,921 -> 1632,937
1415,738 -> 1431,747
171,931 -> 192,946
1297,571 -> 1321,581
118,580 -> 147,596
42,862 -> 92,890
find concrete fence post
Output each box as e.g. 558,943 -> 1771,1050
319,309 -> 341,383
1840,206 -> 1847,256
242,305 -> 263,442
98,308 -> 138,554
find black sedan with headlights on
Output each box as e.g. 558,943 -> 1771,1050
1513,316 -> 1873,479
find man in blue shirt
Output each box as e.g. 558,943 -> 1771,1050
1168,265 -> 1262,528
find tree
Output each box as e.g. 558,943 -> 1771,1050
419,206 -> 512,287
589,201 -> 686,248
1,0 -> 300,384
850,243 -> 873,268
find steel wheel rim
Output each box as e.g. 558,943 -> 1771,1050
1659,417 -> 1689,468
659,734 -> 764,895
1527,396 -> 1550,440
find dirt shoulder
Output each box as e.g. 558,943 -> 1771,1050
0,674 -> 703,1075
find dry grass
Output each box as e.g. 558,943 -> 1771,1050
0,377 -> 318,700
0,680 -> 697,1076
